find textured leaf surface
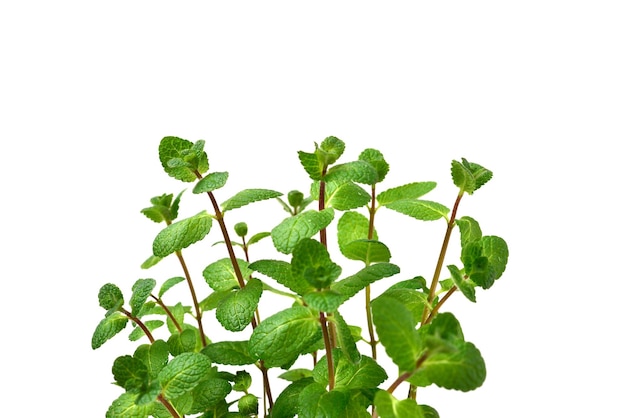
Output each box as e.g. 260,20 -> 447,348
106,393 -> 154,418
98,283 -> 124,311
249,306 -> 321,367
158,277 -> 185,298
456,216 -> 482,245
326,182 -> 371,210
374,391 -> 425,418
152,211 -> 212,257
271,209 -> 334,254
201,341 -> 257,365
448,264 -> 476,303
384,200 -> 449,221
216,278 -> 263,331
203,258 -> 251,291
291,238 -> 341,289
193,171 -> 229,194
332,263 -> 400,302
134,340 -> 169,379
158,352 -> 211,399
189,378 -> 232,413
249,259 -> 314,296
451,158 -> 492,195
92,312 -> 128,349
159,136 -> 209,182
221,189 -> 282,212
130,278 -> 156,316
377,182 -> 437,205
341,240 -> 391,264
337,211 -> 376,248
324,160 -> 378,185
359,148 -> 389,183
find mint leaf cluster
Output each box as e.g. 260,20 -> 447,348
93,136 -> 509,417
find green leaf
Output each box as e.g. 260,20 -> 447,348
447,264 -> 476,303
332,263 -> 400,302
374,391 -> 425,418
384,200 -> 449,221
167,328 -> 199,355
271,377 -> 315,418
380,288 -> 429,325
130,278 -> 156,317
158,277 -> 185,298
249,306 -> 322,368
456,216 -> 482,245
140,255 -> 162,269
331,310 -> 361,363
98,283 -> 124,311
106,392 -> 154,418
371,295 -> 422,372
278,369 -> 313,382
318,136 -> 345,166
248,231 -> 271,245
313,350 -> 387,390
112,355 -> 149,391
238,393 -> 259,415
408,341 -> 486,392
159,136 -> 209,182
298,383 -> 349,418
203,258 -> 252,291
201,341 -> 256,365
193,171 -> 229,194
303,290 -> 344,312
291,238 -> 342,289
92,311 -> 128,349
249,259 -> 314,296
359,148 -> 389,183
341,240 -> 391,264
189,378 -> 232,413
377,182 -> 437,205
451,158 -> 493,195
152,211 -> 212,257
158,352 -> 211,399
134,340 -> 169,379
480,235 -> 509,287
129,320 -> 163,342
140,191 -> 184,224
271,208 -> 335,254
298,151 -> 323,180
221,188 -> 283,212
216,278 -> 263,332
326,182 -> 371,210
337,211 -> 377,248
325,160 -> 379,185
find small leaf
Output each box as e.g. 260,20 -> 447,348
326,182 -> 371,210
249,306 -> 322,367
167,328 -> 200,355
221,189 -> 283,212
188,378 -> 232,413
238,393 -> 259,415
317,136 -> 345,166
216,278 -> 263,332
303,290 -> 344,312
298,151 -> 324,180
201,341 -> 257,365
278,369 -> 313,382
193,171 -> 229,194
456,216 -> 482,245
447,264 -> 476,303
377,182 -> 437,205
92,312 -> 128,349
159,136 -> 209,182
129,320 -> 163,342
359,148 -> 389,183
271,209 -> 335,254
451,158 -> 493,195
130,279 -> 156,317
112,355 -> 149,391
374,391 -> 425,418
480,235 -> 509,286
332,263 -> 400,302
247,231 -> 271,245
384,199 -> 449,221
331,311 -> 361,363
106,392 -> 154,418
249,259 -> 314,296
158,352 -> 212,399
337,211 -> 377,249
271,377 -> 315,418
341,240 -> 391,264
203,258 -> 251,291
152,211 -> 212,257
140,255 -> 162,269
291,238 -> 342,289
98,283 -> 124,311
158,277 -> 185,298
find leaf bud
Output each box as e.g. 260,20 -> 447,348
234,222 -> 248,237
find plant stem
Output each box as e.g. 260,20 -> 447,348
421,193 -> 463,324
425,285 -> 457,325
151,294 -> 183,333
176,250 -> 207,346
366,184 -> 377,359
318,167 -> 328,247
157,394 -> 180,418
319,311 -> 335,390
120,308 -> 155,343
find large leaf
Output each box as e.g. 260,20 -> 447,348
337,211 -> 376,248
325,160 -> 379,185
291,238 -> 341,290
152,211 -> 212,257
383,200 -> 449,221
106,392 -> 154,418
374,391 -> 425,418
158,352 -> 212,399
201,341 -> 257,365
221,189 -> 283,212
326,182 -> 371,211
359,148 -> 389,183
249,306 -> 321,367
216,278 -> 263,331
203,258 -> 252,291
271,209 -> 335,254
377,182 -> 437,205
249,259 -> 314,296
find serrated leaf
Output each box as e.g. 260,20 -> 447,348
298,151 -> 324,180
408,342 -> 486,392
193,171 -> 229,194
112,355 -> 149,391
374,391 -> 425,418
332,263 -> 400,302
337,211 -> 377,249
92,311 -> 128,349
129,320 -> 164,342
303,290 -> 344,312
313,350 -> 387,390
203,258 -> 252,291
318,136 -> 345,165
447,264 -> 476,303
480,235 -> 509,287
158,276 -> 185,298
130,278 -> 156,316
291,238 -> 342,289
152,211 -> 212,257
221,189 -> 283,212
158,352 -> 212,399
189,378 -> 232,413
134,340 -> 169,379
331,310 -> 361,363
380,288 -> 429,325
325,160 -> 379,185
326,182 -> 371,210
167,328 -> 199,355
106,392 -> 154,418
384,199 -> 449,221
271,377 -> 315,418
341,240 -> 391,264
451,158 -> 492,195
298,383 -> 349,418
216,278 -> 263,332
199,289 -> 233,311
377,182 -> 437,205
371,295 -> 422,372
201,341 -> 257,365
271,208 -> 335,254
249,306 -> 322,367
456,216 -> 482,245
249,259 -> 314,296
159,136 -> 209,182
98,283 -> 124,311
359,148 -> 389,183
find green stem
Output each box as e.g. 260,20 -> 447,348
421,193 -> 463,324
175,250 -> 207,346
425,285 -> 457,325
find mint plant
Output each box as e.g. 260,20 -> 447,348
92,136 -> 509,418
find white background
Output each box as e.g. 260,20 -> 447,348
1,1 -> 625,417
